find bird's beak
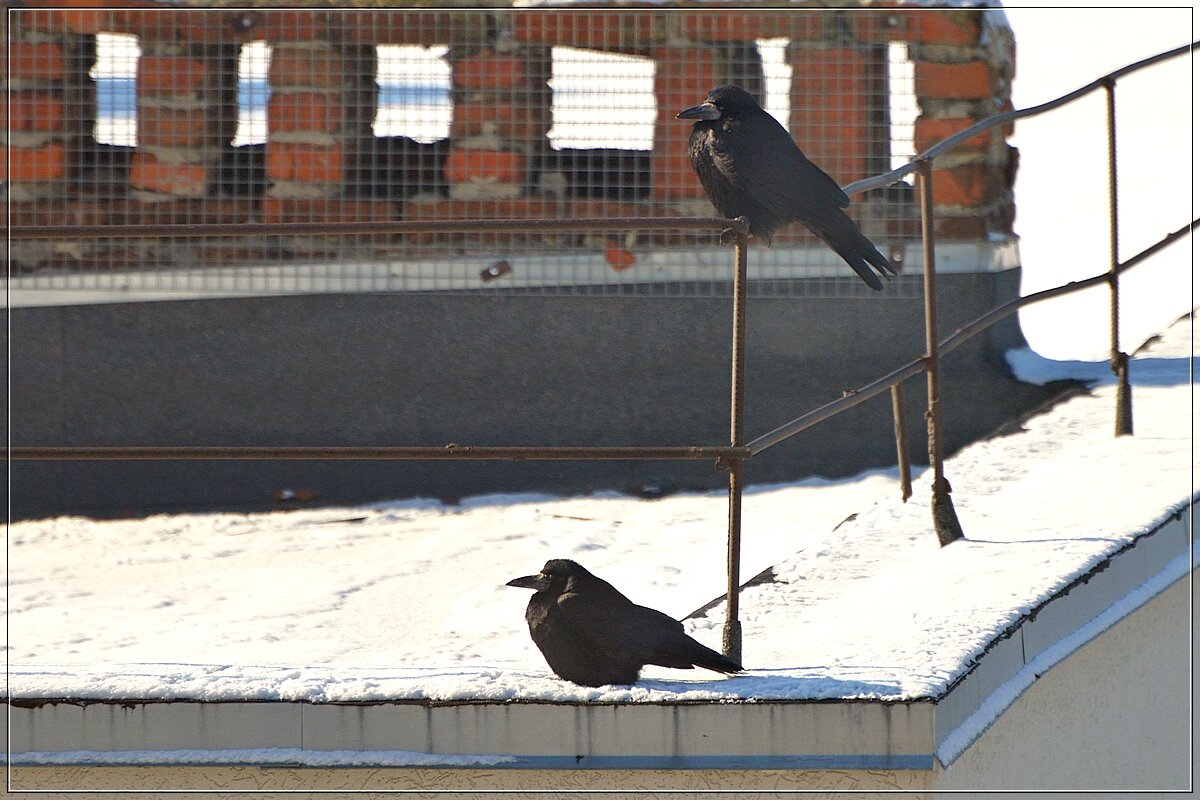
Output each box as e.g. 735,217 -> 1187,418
677,102 -> 721,121
506,573 -> 550,591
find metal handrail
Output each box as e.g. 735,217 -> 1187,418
843,40 -> 1197,198
785,39 -> 1195,549
8,217 -> 747,241
9,40 -> 1196,661
10,445 -> 753,462
745,218 -> 1198,456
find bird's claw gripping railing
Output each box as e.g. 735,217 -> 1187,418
10,42 -> 1197,662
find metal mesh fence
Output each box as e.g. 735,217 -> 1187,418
7,8 -> 934,300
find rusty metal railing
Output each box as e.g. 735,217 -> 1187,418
9,42 -> 1196,661
832,38 -> 1197,546
9,445 -> 753,462
4,217 -> 742,242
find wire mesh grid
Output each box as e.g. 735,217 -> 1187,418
7,8 -> 925,300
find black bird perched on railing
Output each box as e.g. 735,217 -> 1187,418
506,559 -> 743,687
678,84 -> 896,291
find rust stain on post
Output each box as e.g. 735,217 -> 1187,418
1105,81 -> 1133,437
722,221 -> 750,663
891,382 -> 913,502
917,159 -> 964,547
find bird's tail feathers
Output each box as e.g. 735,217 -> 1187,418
648,633 -> 744,675
810,212 -> 897,292
691,647 -> 744,676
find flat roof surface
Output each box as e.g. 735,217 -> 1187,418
10,317 -> 1194,704
7,317 -> 1195,768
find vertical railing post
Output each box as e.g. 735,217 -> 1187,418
1105,79 -> 1133,436
916,159 -> 964,547
890,382 -> 913,502
722,217 -> 750,663
724,458 -> 744,663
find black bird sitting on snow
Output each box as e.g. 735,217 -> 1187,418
678,84 -> 896,291
506,559 -> 743,687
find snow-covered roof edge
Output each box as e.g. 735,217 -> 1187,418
939,492 -> 1195,701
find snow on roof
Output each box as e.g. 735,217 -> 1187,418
10,747 -> 516,769
717,316 -> 1195,701
7,317 -> 1194,704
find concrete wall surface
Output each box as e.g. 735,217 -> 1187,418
6,567 -> 1193,796
935,571 -> 1195,793
9,269 -> 1064,518
7,699 -> 934,770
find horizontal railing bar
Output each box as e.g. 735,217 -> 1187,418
1113,217 -> 1199,274
11,46 -> 1194,474
7,217 -> 749,241
843,40 -> 1197,197
747,218 -> 1197,456
8,445 -> 751,462
938,218 -> 1198,359
841,161 -> 919,198
747,360 -> 927,455
16,221 -> 1193,465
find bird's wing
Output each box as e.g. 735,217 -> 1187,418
554,591 -> 673,664
709,115 -> 851,217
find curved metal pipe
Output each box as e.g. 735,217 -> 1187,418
842,40 -> 1197,197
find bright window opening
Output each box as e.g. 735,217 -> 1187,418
92,32 -> 139,146
233,41 -> 271,147
888,41 -> 918,172
757,38 -> 793,130
549,47 -> 656,150
374,45 -> 452,142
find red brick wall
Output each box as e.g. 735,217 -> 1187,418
651,46 -> 719,202
7,3 -> 1016,270
5,43 -> 67,187
789,46 -> 880,187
